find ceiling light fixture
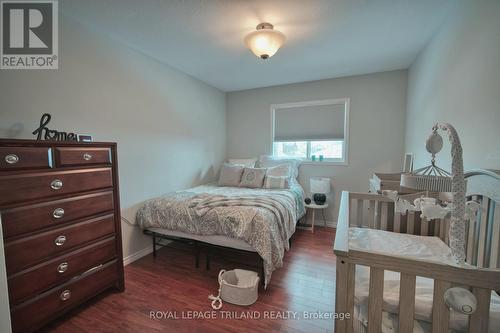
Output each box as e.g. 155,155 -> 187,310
244,23 -> 286,60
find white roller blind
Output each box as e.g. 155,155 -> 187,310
274,104 -> 345,141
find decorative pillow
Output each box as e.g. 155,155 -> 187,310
258,155 -> 300,178
218,163 -> 244,187
263,176 -> 289,189
266,164 -> 291,178
239,167 -> 266,188
227,158 -> 257,168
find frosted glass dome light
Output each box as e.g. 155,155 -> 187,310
244,23 -> 286,59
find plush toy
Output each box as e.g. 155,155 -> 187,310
464,200 -> 481,222
382,190 -> 482,226
381,190 -> 417,215
444,287 -> 477,314
413,197 -> 451,220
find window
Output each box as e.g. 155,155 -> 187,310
273,140 -> 343,159
271,98 -> 349,164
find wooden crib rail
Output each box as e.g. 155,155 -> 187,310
348,250 -> 500,290
339,168 -> 500,269
466,193 -> 500,268
465,169 -> 500,269
335,249 -> 500,333
333,191 -> 350,256
334,186 -> 499,262
334,184 -> 500,333
350,169 -> 500,269
349,191 -> 450,238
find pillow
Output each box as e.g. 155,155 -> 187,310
239,167 -> 266,188
266,164 -> 291,178
258,155 -> 300,178
263,176 -> 289,189
227,158 -> 257,168
218,163 -> 244,187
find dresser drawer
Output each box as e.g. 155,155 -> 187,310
8,237 -> 116,305
0,147 -> 52,170
0,168 -> 113,206
5,214 -> 115,275
1,191 -> 114,239
11,260 -> 119,333
55,147 -> 111,167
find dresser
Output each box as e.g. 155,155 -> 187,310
0,139 -> 124,333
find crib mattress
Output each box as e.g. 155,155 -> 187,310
349,227 -> 456,264
349,227 -> 500,332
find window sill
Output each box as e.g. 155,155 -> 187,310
300,160 -> 348,166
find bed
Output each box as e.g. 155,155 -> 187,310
136,180 -> 305,287
334,169 -> 500,333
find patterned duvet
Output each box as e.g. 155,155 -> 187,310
136,181 -> 305,287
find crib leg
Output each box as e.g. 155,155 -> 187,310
335,259 -> 348,332
206,252 -> 211,270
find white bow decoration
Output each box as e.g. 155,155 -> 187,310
381,190 -> 480,224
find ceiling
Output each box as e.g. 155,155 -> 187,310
62,0 -> 454,92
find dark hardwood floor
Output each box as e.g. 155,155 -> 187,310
44,228 -> 336,333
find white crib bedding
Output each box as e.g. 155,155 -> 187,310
353,305 -> 434,333
349,227 -> 500,332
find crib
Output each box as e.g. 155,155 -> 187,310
334,169 -> 500,333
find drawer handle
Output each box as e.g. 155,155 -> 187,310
57,262 -> 69,273
53,208 -> 65,219
51,179 -> 63,190
54,235 -> 66,246
83,264 -> 103,276
5,154 -> 19,164
60,289 -> 71,301
83,153 -> 93,161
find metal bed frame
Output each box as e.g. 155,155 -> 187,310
143,229 -> 271,285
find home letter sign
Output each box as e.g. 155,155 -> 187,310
32,113 -> 77,141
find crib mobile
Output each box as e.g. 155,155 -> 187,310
382,123 -> 481,315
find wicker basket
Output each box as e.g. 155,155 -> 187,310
218,269 -> 259,306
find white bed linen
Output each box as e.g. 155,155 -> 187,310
145,181 -> 306,252
186,183 -> 305,233
349,228 -> 500,333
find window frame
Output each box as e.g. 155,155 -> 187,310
270,98 -> 350,166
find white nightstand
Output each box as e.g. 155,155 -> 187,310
304,203 -> 328,233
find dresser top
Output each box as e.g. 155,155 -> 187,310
0,138 -> 116,147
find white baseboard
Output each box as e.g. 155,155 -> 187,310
123,246 -> 154,266
315,220 -> 337,228
298,220 -> 337,229
326,220 -> 337,228
123,239 -> 172,266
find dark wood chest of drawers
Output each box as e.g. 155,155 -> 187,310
0,139 -> 124,333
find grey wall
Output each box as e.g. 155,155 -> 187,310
0,16 -> 226,261
405,0 -> 500,171
226,70 -> 408,223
